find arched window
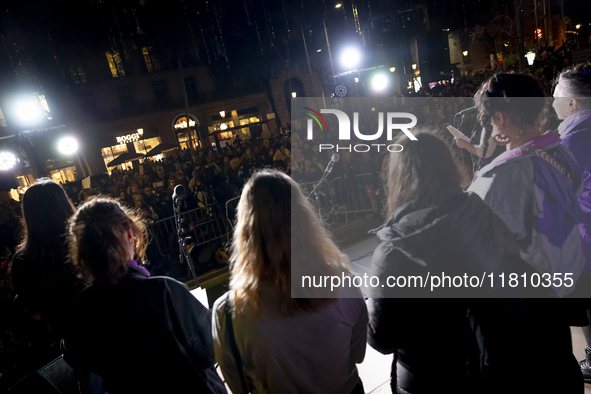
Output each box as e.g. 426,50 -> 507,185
172,114 -> 201,150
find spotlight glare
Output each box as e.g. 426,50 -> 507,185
0,151 -> 17,170
341,48 -> 361,70
371,74 -> 388,91
57,137 -> 78,155
15,101 -> 42,122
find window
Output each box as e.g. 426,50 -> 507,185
212,121 -> 234,131
133,137 -> 162,155
177,130 -> 199,150
174,116 -> 197,130
102,145 -> 128,174
152,80 -> 168,108
50,166 -> 78,184
69,65 -> 87,84
142,47 -> 160,72
105,51 -> 125,78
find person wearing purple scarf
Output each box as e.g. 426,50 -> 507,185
554,62 -> 591,382
64,198 -> 226,394
468,74 -> 585,298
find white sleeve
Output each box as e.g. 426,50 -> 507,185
475,128 -> 498,158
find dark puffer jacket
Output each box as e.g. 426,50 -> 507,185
367,190 -> 580,393
64,265 -> 227,394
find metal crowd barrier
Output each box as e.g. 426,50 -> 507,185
148,171 -> 387,257
298,171 -> 386,226
149,204 -> 227,259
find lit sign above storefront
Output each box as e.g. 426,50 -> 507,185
116,133 -> 140,144
174,119 -> 196,129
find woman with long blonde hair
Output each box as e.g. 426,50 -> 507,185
212,169 -> 368,394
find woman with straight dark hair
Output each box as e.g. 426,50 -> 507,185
366,132 -> 536,394
65,198 -> 226,394
11,178 -> 83,332
212,170 -> 368,394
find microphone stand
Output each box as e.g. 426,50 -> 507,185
307,161 -> 335,220
173,196 -> 200,288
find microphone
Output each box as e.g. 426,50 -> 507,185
173,184 -> 186,201
456,106 -> 477,116
325,153 -> 340,173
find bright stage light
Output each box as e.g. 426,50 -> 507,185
15,100 -> 43,122
341,48 -> 361,70
371,74 -> 388,91
0,151 -> 17,170
57,137 -> 78,155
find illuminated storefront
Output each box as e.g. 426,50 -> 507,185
101,128 -> 161,173
173,114 -> 201,150
50,166 -> 78,184
209,107 -> 261,147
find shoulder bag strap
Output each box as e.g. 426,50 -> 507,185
526,146 -> 572,183
225,292 -> 250,393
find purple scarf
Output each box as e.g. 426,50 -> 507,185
477,131 -> 561,176
127,260 -> 151,277
558,108 -> 591,138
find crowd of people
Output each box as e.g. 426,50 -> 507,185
2,52 -> 591,393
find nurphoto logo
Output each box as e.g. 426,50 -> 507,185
304,108 -> 418,153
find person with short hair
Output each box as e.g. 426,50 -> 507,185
554,62 -> 591,380
65,198 -> 226,394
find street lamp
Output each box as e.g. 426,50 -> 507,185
354,77 -> 359,83
341,48 -> 361,70
412,64 -> 417,70
463,51 -> 469,57
0,151 -> 17,170
371,74 -> 388,92
335,3 -> 342,8
220,111 -> 226,118
389,67 -> 396,72
576,24 -> 581,29
525,51 -> 536,66
317,49 -> 322,52
57,137 -> 78,155
291,92 -> 297,98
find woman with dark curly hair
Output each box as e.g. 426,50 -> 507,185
467,73 -> 585,297
65,197 -> 226,394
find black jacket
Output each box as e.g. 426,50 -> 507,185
11,250 -> 84,334
65,266 -> 226,394
366,191 -> 580,393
